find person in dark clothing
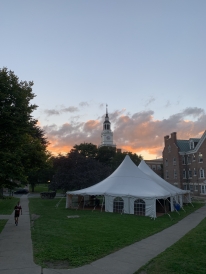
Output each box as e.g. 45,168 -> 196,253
14,202 -> 22,226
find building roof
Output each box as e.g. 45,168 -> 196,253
176,140 -> 190,152
176,138 -> 201,152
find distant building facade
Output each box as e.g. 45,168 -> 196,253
145,159 -> 163,178
99,105 -> 116,148
163,131 -> 206,196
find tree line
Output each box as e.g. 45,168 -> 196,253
0,68 -> 143,195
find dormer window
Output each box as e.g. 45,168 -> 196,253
189,140 -> 194,150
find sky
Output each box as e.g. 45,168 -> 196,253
1,0 -> 206,159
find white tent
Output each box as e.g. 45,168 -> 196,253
66,155 -> 189,218
138,160 -> 190,211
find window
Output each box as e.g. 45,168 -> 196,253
173,157 -> 176,165
165,158 -> 168,166
183,169 -> 186,179
157,165 -> 161,170
190,141 -> 194,150
199,168 -> 205,179
190,184 -> 193,192
188,169 -> 192,178
195,185 -> 198,191
113,197 -> 124,213
174,169 -> 177,179
166,170 -> 169,179
152,165 -> 156,170
193,154 -> 196,161
182,156 -> 186,165
183,184 -> 187,190
134,199 -> 145,216
201,185 -> 206,194
187,155 -> 191,164
168,145 -> 171,152
194,168 -> 197,176
199,152 -> 203,163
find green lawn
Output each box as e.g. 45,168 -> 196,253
0,197 -> 19,214
29,198 -> 203,268
29,184 -> 64,194
0,220 -> 8,233
29,184 -> 49,193
135,216 -> 206,274
0,197 -> 19,233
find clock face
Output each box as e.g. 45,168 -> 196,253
106,136 -> 110,140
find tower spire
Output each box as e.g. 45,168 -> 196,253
106,104 -> 108,117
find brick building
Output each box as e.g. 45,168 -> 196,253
145,159 -> 163,178
163,131 -> 206,196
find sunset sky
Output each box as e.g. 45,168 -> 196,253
1,1 -> 206,159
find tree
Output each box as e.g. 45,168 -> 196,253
96,146 -> 116,166
0,68 -> 49,192
49,150 -> 112,193
73,143 -> 98,159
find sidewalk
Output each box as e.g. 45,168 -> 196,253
0,196 -> 206,274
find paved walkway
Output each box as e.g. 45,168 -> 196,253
0,196 -> 206,274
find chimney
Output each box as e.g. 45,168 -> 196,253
171,132 -> 177,142
164,135 -> 169,144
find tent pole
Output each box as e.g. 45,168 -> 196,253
157,199 -> 172,220
83,196 -> 85,210
76,196 -> 83,211
184,193 -> 194,207
166,198 -> 180,215
101,196 -> 105,212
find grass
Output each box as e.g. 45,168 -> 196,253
29,198 -> 203,268
0,197 -> 19,233
29,184 -> 64,194
135,214 -> 206,274
0,197 -> 19,214
29,184 -> 49,193
0,220 -> 8,233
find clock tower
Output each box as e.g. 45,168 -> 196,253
99,105 -> 116,148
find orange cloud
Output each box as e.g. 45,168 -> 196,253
43,107 -> 206,160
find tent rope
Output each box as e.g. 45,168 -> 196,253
166,198 -> 180,215
157,199 -> 172,220
184,194 -> 194,207
55,197 -> 63,208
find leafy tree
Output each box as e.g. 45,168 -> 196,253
73,143 -> 98,159
49,150 -> 112,193
0,67 -> 49,193
96,146 -> 116,166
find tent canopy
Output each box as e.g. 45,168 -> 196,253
67,155 -> 173,199
138,160 -> 188,196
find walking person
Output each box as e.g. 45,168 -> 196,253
14,201 -> 22,226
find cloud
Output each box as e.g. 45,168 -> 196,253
42,107 -> 206,159
44,109 -> 60,115
44,106 -> 79,116
62,106 -> 79,113
145,96 -> 155,107
79,101 -> 89,107
165,100 -> 171,108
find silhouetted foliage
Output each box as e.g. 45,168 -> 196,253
49,150 -> 112,193
0,67 -> 49,192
